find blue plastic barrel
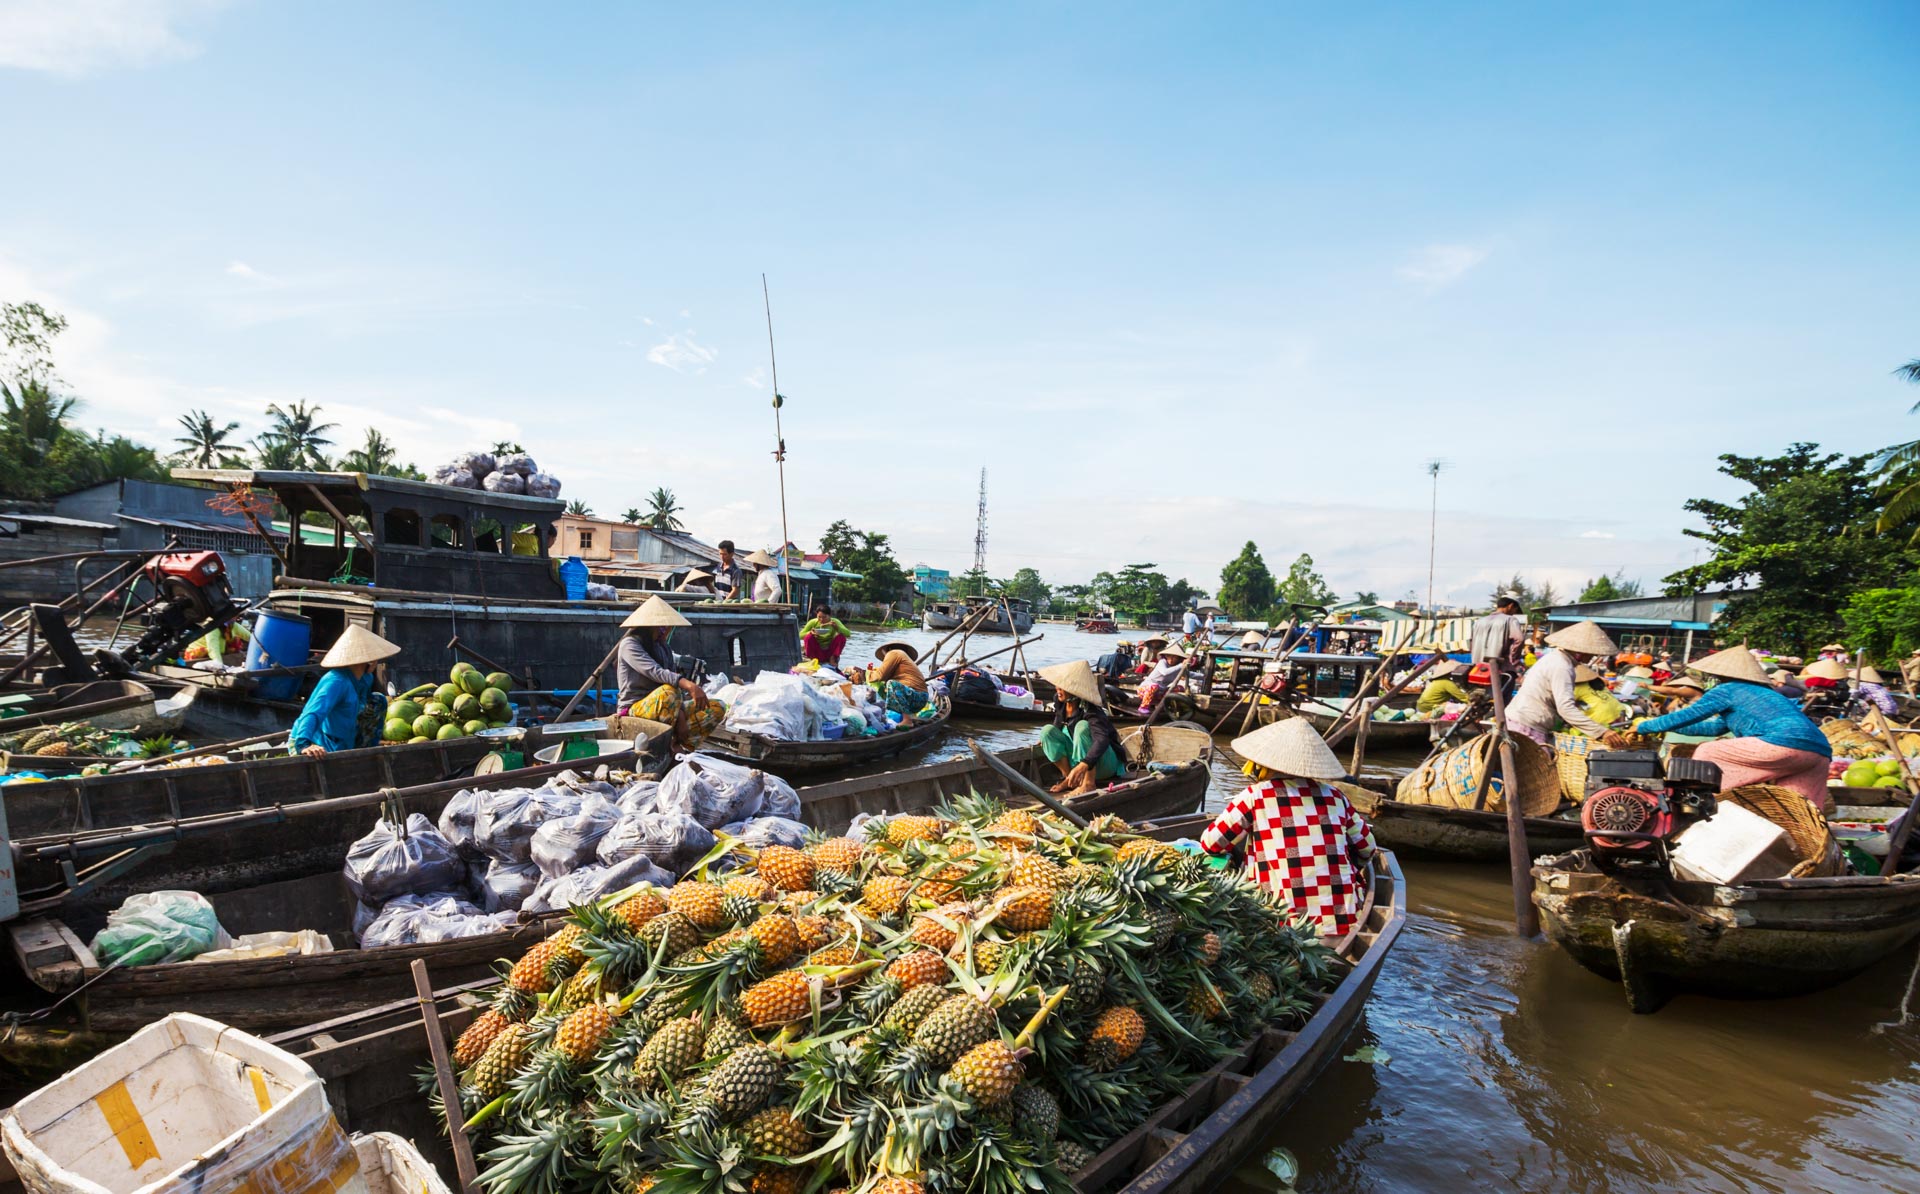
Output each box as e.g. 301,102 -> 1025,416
246,610 -> 312,702
559,556 -> 589,601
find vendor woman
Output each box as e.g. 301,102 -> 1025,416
800,601 -> 851,668
862,641 -> 929,717
1036,660 -> 1123,797
290,625 -> 399,757
1633,644 -> 1833,811
1200,718 -> 1377,939
615,595 -> 726,748
1416,661 -> 1473,717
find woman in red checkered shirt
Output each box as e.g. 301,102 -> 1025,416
1201,718 -> 1378,940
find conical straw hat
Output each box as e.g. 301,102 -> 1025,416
1572,664 -> 1600,684
1856,666 -> 1886,684
1652,676 -> 1705,695
1544,620 -> 1617,656
1232,717 -> 1345,781
683,569 -> 714,584
1038,660 -> 1104,707
320,624 -> 400,668
875,641 -> 919,662
622,595 -> 690,629
1625,666 -> 1655,679
1820,642 -> 1845,652
1801,658 -> 1849,681
1157,645 -> 1187,660
744,549 -> 779,568
1691,644 -> 1771,684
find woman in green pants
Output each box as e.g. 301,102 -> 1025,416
1036,659 -> 1125,796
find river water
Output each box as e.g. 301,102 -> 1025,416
843,622 -> 1920,1193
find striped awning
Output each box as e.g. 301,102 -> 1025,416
1376,615 -> 1475,654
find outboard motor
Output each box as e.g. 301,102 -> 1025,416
1580,751 -> 1722,875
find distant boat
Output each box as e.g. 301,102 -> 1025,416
1075,606 -> 1119,633
920,595 -> 1034,635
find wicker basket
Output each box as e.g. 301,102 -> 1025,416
1395,731 -> 1561,816
1552,733 -> 1593,806
1719,783 -> 1846,878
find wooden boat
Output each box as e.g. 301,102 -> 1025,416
0,680 -> 172,738
1533,849 -> 1920,1012
1346,785 -> 1585,862
2,728 -> 1208,1034
949,695 -> 1053,723
921,595 -> 1034,635
257,830 -> 1404,1194
703,696 -> 953,777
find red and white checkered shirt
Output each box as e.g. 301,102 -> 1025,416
1200,779 -> 1378,939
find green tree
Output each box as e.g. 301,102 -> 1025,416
1003,567 -> 1049,608
818,520 -> 910,605
1870,359 -> 1920,540
1490,574 -> 1558,615
1217,542 -> 1276,619
260,401 -> 336,469
565,499 -> 593,517
252,434 -> 302,470
1577,570 -> 1644,603
85,432 -> 166,484
1354,590 -> 1380,604
0,379 -> 93,498
1050,582 -> 1093,616
621,507 -> 643,525
1,301 -> 68,384
339,428 -> 398,475
173,409 -> 240,468
643,487 -> 685,532
1666,443 -> 1913,654
1166,578 -> 1208,611
491,440 -> 526,455
1276,552 -> 1335,606
1841,587 -> 1920,664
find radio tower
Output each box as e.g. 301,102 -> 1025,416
972,468 -> 989,588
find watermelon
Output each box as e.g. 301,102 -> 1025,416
436,723 -> 465,741
484,672 -> 512,692
389,699 -> 423,726
463,719 -> 488,735
413,714 -> 443,739
382,717 -> 411,743
452,694 -> 481,721
458,670 -> 488,697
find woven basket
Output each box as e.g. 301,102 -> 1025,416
1552,733 -> 1593,806
1395,731 -> 1561,816
1719,783 -> 1846,878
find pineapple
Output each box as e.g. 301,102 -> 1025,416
21,729 -> 59,753
612,888 -> 668,932
1199,930 -> 1222,966
668,881 -> 728,930
777,890 -> 819,911
910,994 -> 997,1067
806,934 -> 860,968
555,1001 -> 616,1065
741,1106 -> 810,1156
725,874 -> 776,902
1011,1084 -> 1060,1145
994,886 -> 1052,933
987,809 -> 1042,838
547,923 -> 587,969
549,971 -> 601,1015
792,915 -> 835,952
740,970 -> 812,1027
1054,1141 -> 1094,1172
1116,838 -> 1180,871
33,740 -> 73,757
909,907 -> 965,953
1086,1006 -> 1145,1070
1248,972 -> 1277,1002
468,1023 -> 530,1099
885,815 -> 943,847
884,950 -> 948,993
639,911 -> 700,961
1063,957 -> 1105,1010
453,1009 -> 509,1068
964,941 -> 1007,976
1146,905 -> 1180,949
808,836 -> 864,875
634,1016 -> 706,1087
882,983 -> 950,1033
1186,983 -> 1225,1021
750,1171 -> 804,1194
745,914 -> 803,969
947,1039 -> 1022,1109
1007,851 -> 1066,891
872,1177 -> 926,1194
703,1015 -> 754,1062
628,1178 -> 658,1194
507,939 -> 559,995
707,1043 -> 784,1119
861,875 -> 911,917
724,893 -> 764,926
756,846 -> 816,892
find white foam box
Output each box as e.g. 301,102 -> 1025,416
1670,802 -> 1802,886
0,1013 -> 367,1194
350,1133 -> 451,1194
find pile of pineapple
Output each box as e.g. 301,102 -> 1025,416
440,794 -> 1335,1194
4,721 -> 119,758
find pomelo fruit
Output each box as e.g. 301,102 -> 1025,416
1846,764 -> 1880,787
1877,760 -> 1902,777
1876,775 -> 1906,788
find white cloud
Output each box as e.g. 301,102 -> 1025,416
0,0 -> 224,76
1397,243 -> 1488,292
1579,529 -> 1617,539
646,333 -> 716,374
225,260 -> 267,281
741,367 -> 766,390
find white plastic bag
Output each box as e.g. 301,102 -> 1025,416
523,856 -> 674,913
598,810 -> 715,874
657,754 -> 766,828
359,893 -> 508,948
531,794 -> 622,879
473,786 -> 585,863
342,814 -> 466,903
479,858 -> 542,913
90,892 -> 231,966
720,815 -> 810,850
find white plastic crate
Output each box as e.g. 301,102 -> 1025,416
0,1013 -> 367,1194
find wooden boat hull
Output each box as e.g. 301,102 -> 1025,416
1347,787 -> 1584,862
256,840 -> 1400,1194
0,680 -> 164,737
1533,851 -> 1920,1012
702,698 -> 952,777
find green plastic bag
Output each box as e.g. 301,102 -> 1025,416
92,891 -> 230,967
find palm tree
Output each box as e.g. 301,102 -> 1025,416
252,434 -> 303,470
0,379 -> 79,467
643,486 -> 684,532
339,428 -> 398,476
1872,360 -> 1920,540
565,499 -> 593,517
90,433 -> 166,483
621,507 -> 643,525
261,401 -> 336,469
173,409 -> 241,467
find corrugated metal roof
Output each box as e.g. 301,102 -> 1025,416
0,512 -> 117,531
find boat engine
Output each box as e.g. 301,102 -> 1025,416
96,551 -> 248,675
1580,751 -> 1722,875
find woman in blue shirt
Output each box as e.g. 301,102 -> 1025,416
291,625 -> 400,757
1634,644 -> 1832,810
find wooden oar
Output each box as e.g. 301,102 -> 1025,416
1868,707 -> 1920,875
1486,658 -> 1539,937
967,738 -> 1091,827
555,639 -> 624,725
1323,653 -> 1447,750
411,959 -> 480,1192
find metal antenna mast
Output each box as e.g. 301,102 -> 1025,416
972,468 -> 988,593
763,274 -> 791,603
1425,458 -> 1448,615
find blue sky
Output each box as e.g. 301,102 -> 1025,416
2,1 -> 1915,605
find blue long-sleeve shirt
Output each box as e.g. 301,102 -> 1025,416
1637,680 -> 1830,757
290,668 -> 375,752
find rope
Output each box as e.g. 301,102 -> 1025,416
1,957 -> 131,1042
1872,940 -> 1920,1034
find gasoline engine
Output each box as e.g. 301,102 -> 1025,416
1579,750 -> 1723,875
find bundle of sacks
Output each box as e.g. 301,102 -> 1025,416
714,668 -> 909,741
341,756 -> 807,947
430,449 -> 562,499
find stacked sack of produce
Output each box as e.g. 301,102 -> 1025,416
431,449 -> 562,499
714,668 -> 900,741
429,796 -> 1335,1194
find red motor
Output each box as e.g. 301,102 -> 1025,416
1582,787 -> 1673,856
145,550 -> 229,613
1580,752 -> 1723,874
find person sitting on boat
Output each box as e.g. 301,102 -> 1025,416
1799,658 -> 1851,718
1130,636 -> 1168,676
1416,661 -> 1474,718
1771,666 -> 1807,700
800,602 -> 851,668
1818,642 -> 1849,663
675,569 -> 717,594
862,641 -> 929,718
1652,653 -> 1676,684
1505,620 -> 1619,747
1093,641 -> 1137,684
1134,644 -> 1189,716
746,549 -> 784,602
1649,673 -> 1705,716
1851,666 -> 1899,717
1571,664 -> 1632,732
1036,660 -> 1123,797
290,626 -> 399,758
1632,644 -> 1834,811
615,596 -> 726,749
1199,718 -> 1377,940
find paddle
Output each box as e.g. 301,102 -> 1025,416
1868,707 -> 1920,875
556,639 -> 624,725
966,738 -> 1091,827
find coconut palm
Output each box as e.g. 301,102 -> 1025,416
90,433 -> 166,482
173,409 -> 241,468
643,486 -> 684,532
0,379 -> 78,467
565,499 -> 592,517
339,428 -> 398,476
621,507 -> 643,524
1872,360 -> 1920,541
260,401 -> 336,469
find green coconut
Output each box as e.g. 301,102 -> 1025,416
412,714 -> 444,739
487,718 -> 511,729
484,672 -> 512,692
389,699 -> 423,725
458,670 -> 488,697
408,735 -> 430,744
1877,760 -> 1903,777
479,686 -> 509,713
382,717 -> 412,743
422,701 -> 451,721
452,693 -> 481,721
462,719 -> 489,736
436,723 -> 465,741
1876,775 -> 1906,788
450,661 -> 477,679
434,683 -> 462,708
